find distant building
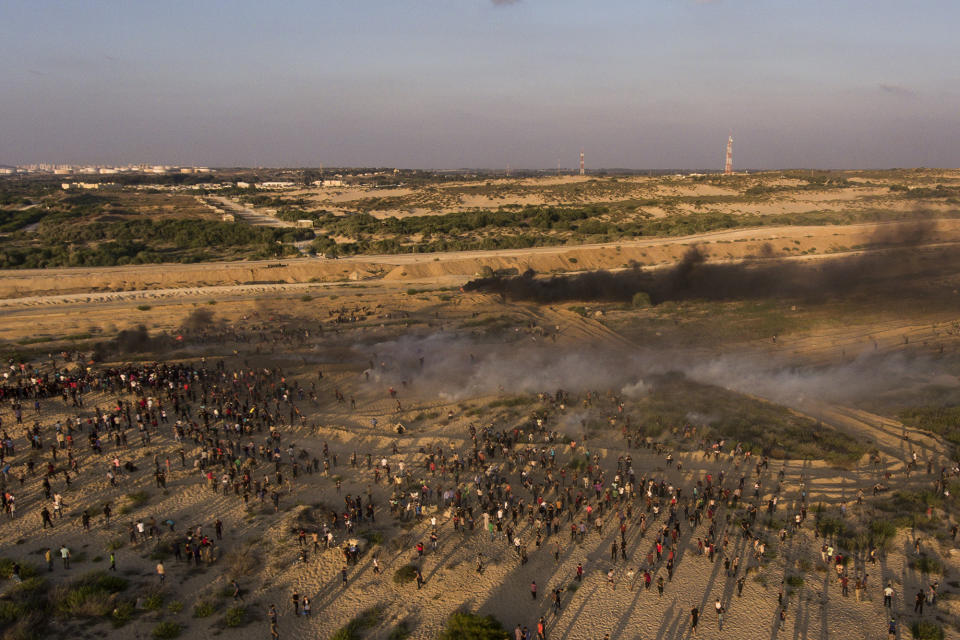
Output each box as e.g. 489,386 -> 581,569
295,219 -> 313,229
255,181 -> 295,190
221,213 -> 236,222
236,181 -> 251,189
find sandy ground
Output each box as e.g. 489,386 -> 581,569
6,218 -> 960,301
2,209 -> 960,639
0,279 -> 958,640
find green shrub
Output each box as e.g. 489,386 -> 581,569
143,591 -> 165,611
785,575 -> 804,588
911,620 -> 944,640
393,564 -> 418,585
111,600 -> 135,626
55,571 -> 129,617
224,605 -> 248,627
137,305 -> 152,311
869,520 -> 897,549
152,621 -> 182,639
913,555 -> 942,575
438,612 -> 510,640
631,292 -> 652,308
192,598 -> 218,618
167,600 -> 184,614
360,531 -> 384,546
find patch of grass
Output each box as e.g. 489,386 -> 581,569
167,600 -> 184,614
785,575 -> 804,588
224,605 -> 249,627
192,598 -> 218,618
111,600 -> 135,627
0,577 -> 52,638
143,590 -> 165,611
0,558 -> 39,579
393,564 -> 418,585
331,606 -> 385,640
438,611 -> 510,640
54,571 -> 129,618
869,519 -> 898,550
911,620 -> 944,640
487,395 -> 534,408
360,530 -> 384,546
152,621 -> 182,639
899,406 -> 960,446
912,555 -> 943,575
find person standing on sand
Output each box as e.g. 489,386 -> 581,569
268,604 -> 278,639
530,580 -> 537,599
689,606 -> 699,635
156,562 -> 165,584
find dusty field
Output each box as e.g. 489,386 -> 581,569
285,169 -> 960,219
2,217 -> 960,640
6,218 -> 960,301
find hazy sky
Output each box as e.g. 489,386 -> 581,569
2,0 -> 958,169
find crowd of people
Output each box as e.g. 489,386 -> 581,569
1,349 -> 957,639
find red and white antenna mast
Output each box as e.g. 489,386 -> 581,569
579,149 -> 585,176
724,135 -> 733,175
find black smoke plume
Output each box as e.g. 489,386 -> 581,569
464,222 -> 956,305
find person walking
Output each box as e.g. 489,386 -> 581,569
156,562 -> 165,584
59,545 -> 70,569
689,606 -> 699,636
268,604 -> 279,639
884,582 -> 894,608
531,580 -> 537,600
109,551 -> 116,571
